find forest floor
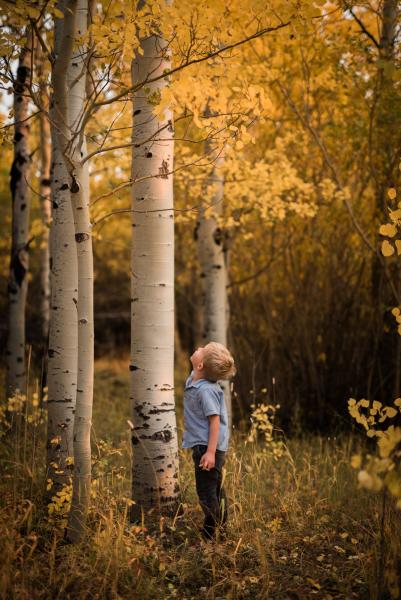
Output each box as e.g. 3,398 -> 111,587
1,358 -> 401,600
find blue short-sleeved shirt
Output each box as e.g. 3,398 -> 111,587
182,370 -> 229,451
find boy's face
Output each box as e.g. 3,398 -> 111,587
190,346 -> 206,371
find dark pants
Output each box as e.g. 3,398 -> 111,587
191,444 -> 228,540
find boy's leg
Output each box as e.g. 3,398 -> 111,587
192,446 -> 227,540
192,446 -> 221,540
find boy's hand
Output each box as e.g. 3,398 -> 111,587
199,450 -> 215,470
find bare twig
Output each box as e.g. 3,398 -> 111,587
343,2 -> 380,49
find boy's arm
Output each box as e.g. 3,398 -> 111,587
199,415 -> 220,470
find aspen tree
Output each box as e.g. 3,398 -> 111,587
374,0 -> 398,215
66,0 -> 94,543
130,2 -> 180,521
196,144 -> 232,426
37,42 -> 52,343
6,30 -> 32,399
46,0 -> 79,499
369,0 -> 400,395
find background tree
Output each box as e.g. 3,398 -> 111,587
66,0 -> 94,543
6,28 -> 32,399
36,40 -> 52,345
196,142 -> 232,423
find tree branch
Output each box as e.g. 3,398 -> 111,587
92,20 -> 292,110
344,3 -> 380,49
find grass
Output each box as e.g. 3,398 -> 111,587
1,360 -> 401,599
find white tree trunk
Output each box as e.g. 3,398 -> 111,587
6,33 -> 32,399
46,0 -> 78,499
37,43 -> 52,343
66,0 -> 94,543
130,27 -> 180,521
196,146 -> 232,426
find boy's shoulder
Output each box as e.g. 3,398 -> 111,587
185,372 -> 223,394
197,379 -> 224,397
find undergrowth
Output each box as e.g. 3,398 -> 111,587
1,361 -> 400,599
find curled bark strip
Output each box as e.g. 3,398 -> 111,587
139,429 -> 173,443
159,159 -> 169,178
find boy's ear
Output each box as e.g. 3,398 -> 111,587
197,361 -> 204,370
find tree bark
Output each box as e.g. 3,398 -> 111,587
130,21 -> 180,521
380,0 -> 397,62
46,0 -> 79,501
66,0 -> 94,543
369,0 -> 399,397
6,30 -> 32,399
37,42 -> 52,343
197,145 -> 232,426
373,0 -> 398,214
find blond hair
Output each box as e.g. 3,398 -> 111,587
202,342 -> 236,381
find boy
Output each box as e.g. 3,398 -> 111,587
182,341 -> 236,541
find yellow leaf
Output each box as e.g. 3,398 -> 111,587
53,7 -> 64,18
382,240 -> 395,257
379,223 -> 397,238
360,399 -> 369,407
378,427 -> 401,457
25,6 -> 40,18
351,454 -> 361,469
385,471 -> 401,497
394,398 -> 401,407
388,188 -> 397,200
358,470 -> 382,491
385,407 -> 397,418
395,240 -> 401,256
392,308 -> 400,317
306,578 -> 321,590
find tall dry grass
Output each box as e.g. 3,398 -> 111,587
1,361 -> 400,599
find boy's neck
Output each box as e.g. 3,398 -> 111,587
192,369 -> 206,382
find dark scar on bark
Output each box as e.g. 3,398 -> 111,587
70,177 -> 80,193
75,232 -> 89,243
